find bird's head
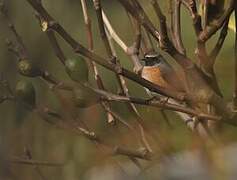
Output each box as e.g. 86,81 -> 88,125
141,52 -> 163,66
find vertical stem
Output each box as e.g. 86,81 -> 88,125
234,5 -> 237,107
81,0 -> 116,124
203,0 -> 208,28
173,0 -> 186,55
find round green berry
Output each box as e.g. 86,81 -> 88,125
65,57 -> 88,83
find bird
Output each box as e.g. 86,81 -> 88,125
140,52 -> 202,132
140,51 -> 185,95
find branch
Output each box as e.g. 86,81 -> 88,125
102,11 -> 143,73
25,0 -> 187,102
91,1 -> 152,152
102,11 -> 128,52
33,0 -> 151,157
173,0 -> 186,55
93,0 -> 114,59
80,0 -> 117,125
46,31 -> 66,65
9,157 -> 63,167
35,107 -> 152,161
198,0 -> 235,43
24,147 -> 48,180
181,0 -> 210,74
181,0 -> 203,36
119,0 -> 191,68
25,0 -> 237,128
209,17 -> 230,64
0,2 -> 28,60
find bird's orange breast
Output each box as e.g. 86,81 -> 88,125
141,66 -> 174,90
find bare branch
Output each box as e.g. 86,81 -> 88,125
173,0 -> 186,55
0,2 -> 28,60
9,157 -> 64,167
209,17 -> 230,63
25,0 -> 187,101
102,11 -> 143,73
80,0 -> 117,125
35,107 -> 152,161
102,11 -> 128,52
198,0 -> 235,43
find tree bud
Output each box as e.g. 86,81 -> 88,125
18,60 -> 42,77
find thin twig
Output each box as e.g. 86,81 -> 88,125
102,11 -> 143,73
81,0 -> 116,125
97,5 -> 152,152
9,157 -> 64,167
173,0 -> 186,55
35,107 -> 152,161
26,0 -> 190,102
209,17 -> 230,63
24,147 -> 48,180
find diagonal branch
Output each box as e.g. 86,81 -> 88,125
119,0 -> 192,68
93,1 -> 152,152
35,107 -> 152,160
26,0 -> 187,102
102,11 -> 143,73
209,17 -> 230,64
198,0 -> 235,43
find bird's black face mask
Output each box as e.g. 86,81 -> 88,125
141,53 -> 162,66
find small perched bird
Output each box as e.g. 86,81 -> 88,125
140,52 -> 202,132
140,52 -> 185,94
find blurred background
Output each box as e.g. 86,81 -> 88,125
0,0 -> 236,179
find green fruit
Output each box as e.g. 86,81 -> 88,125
72,87 -> 100,108
18,60 -> 42,77
15,80 -> 36,108
65,58 -> 88,83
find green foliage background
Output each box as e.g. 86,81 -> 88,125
0,0 -> 236,179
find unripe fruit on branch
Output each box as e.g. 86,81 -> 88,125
15,80 -> 36,108
72,87 -> 100,108
18,60 -> 42,77
65,58 -> 89,83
